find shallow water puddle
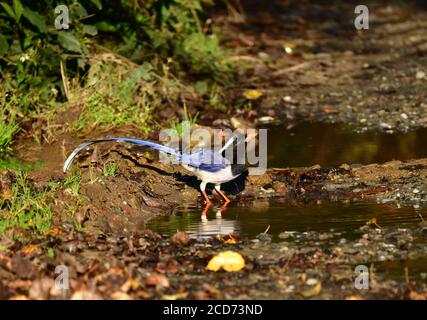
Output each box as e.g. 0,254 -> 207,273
147,200 -> 426,242
266,122 -> 427,167
148,122 -> 427,241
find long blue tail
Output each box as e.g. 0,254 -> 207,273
63,138 -> 181,172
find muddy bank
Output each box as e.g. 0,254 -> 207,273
245,158 -> 427,207
7,136 -> 427,237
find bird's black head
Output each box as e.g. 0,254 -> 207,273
220,130 -> 258,171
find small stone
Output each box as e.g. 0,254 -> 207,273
171,231 -> 190,246
319,233 -> 329,240
258,52 -> 269,60
306,278 -> 318,286
416,71 -> 425,79
340,163 -> 351,170
257,233 -> 273,242
257,116 -> 275,124
400,113 -> 408,120
278,231 -> 295,239
413,188 -> 420,194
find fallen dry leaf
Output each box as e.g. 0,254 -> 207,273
243,90 -> 263,100
345,295 -> 366,300
146,273 -> 170,288
71,290 -> 103,300
120,278 -> 140,292
111,291 -> 133,300
409,290 -> 427,300
366,217 -> 382,229
323,107 -> 338,113
9,295 -> 29,300
161,292 -> 188,300
12,255 -> 35,279
300,282 -> 322,298
48,227 -> 63,236
171,231 -> 190,246
206,251 -> 245,272
22,244 -> 38,255
225,237 -> 237,244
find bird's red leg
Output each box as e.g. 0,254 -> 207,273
201,201 -> 211,217
201,190 -> 212,205
219,201 -> 230,212
216,189 -> 231,204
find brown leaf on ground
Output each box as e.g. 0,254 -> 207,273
345,295 -> 366,300
111,291 -> 133,300
171,231 -> 190,246
145,273 -> 170,288
193,290 -> 209,300
120,278 -> 140,292
299,282 -> 322,298
161,292 -> 188,300
29,277 -> 55,299
156,259 -> 179,274
22,244 -> 39,255
71,290 -> 103,300
9,295 -> 29,300
409,290 -> 427,300
12,255 -> 36,279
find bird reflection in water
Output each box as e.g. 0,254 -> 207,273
189,204 -> 241,241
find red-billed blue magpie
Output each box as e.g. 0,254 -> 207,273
63,132 -> 254,205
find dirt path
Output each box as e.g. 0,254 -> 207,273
207,0 -> 427,132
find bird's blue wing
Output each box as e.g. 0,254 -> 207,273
64,138 -> 229,174
182,149 -> 229,173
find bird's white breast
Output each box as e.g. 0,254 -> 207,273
182,164 -> 237,184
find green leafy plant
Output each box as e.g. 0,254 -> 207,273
0,171 -> 52,235
64,170 -> 81,196
0,0 -> 233,151
169,103 -> 199,137
103,162 -> 117,177
0,110 -> 18,156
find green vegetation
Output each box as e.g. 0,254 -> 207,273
103,162 -> 117,177
0,109 -> 18,156
169,104 -> 199,136
0,0 -> 234,237
0,0 -> 232,155
0,172 -> 52,235
0,157 -> 43,171
64,169 -> 81,196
